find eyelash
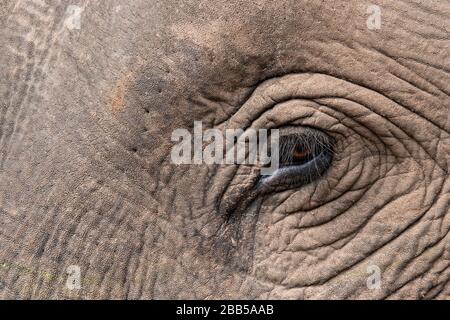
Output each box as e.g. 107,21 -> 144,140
217,128 -> 334,217
258,129 -> 334,192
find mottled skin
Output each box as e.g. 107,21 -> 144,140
0,0 -> 449,299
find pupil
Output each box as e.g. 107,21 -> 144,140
291,144 -> 313,164
276,131 -> 332,168
293,147 -> 309,159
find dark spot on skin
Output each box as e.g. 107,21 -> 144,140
110,71 -> 134,113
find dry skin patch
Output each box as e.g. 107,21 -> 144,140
110,70 -> 134,113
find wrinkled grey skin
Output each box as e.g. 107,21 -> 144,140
1,0 -> 449,299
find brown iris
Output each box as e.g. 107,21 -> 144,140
291,145 -> 314,165
259,129 -> 334,192
275,130 -> 332,169
293,148 -> 310,160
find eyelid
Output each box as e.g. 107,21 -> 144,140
217,127 -> 334,216
258,127 -> 334,188
258,148 -> 333,191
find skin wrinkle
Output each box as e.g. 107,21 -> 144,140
287,173 -> 423,252
296,164 -> 432,239
187,62 -> 442,292
245,73 -> 440,140
260,100 -> 389,164
229,94 -> 394,215
282,178 -> 446,296
386,217 -> 449,299
248,75 -> 445,175
1,0 -> 449,299
314,100 -> 418,166
237,75 -> 444,292
357,45 -> 450,97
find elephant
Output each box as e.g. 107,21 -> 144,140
0,0 -> 449,299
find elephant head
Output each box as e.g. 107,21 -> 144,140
0,0 -> 449,299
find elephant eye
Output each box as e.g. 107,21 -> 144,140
258,128 -> 334,192
282,142 -> 315,166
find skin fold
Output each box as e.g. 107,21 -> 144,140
0,0 -> 449,299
